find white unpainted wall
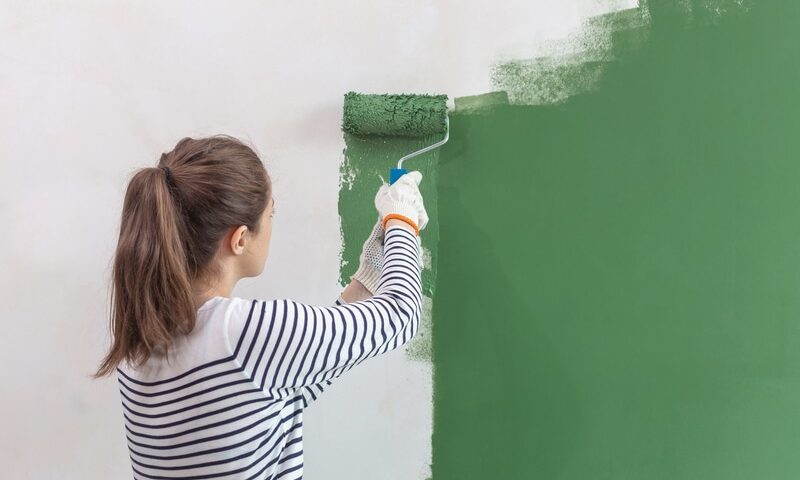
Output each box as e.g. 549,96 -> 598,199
0,1 -> 637,478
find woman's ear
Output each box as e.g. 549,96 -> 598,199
229,225 -> 249,255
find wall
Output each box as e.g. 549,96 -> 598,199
0,1 -> 637,479
432,2 -> 800,478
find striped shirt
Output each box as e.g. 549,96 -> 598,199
116,226 -> 422,479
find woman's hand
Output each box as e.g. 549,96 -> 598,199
348,219 -> 385,296
375,170 -> 429,234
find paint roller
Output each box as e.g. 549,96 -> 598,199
342,91 -> 450,184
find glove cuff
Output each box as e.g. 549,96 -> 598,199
381,213 -> 419,235
351,263 -> 382,295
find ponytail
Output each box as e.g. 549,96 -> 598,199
93,135 -> 270,378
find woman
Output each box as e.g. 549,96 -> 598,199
93,135 -> 428,479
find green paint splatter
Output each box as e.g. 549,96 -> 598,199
433,1 -> 800,478
490,4 -> 651,105
338,131 -> 442,361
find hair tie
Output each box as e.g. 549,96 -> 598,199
160,166 -> 173,183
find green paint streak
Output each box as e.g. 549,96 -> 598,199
433,2 -> 800,478
453,91 -> 509,113
338,132 -> 442,361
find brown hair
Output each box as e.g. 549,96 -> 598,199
92,135 -> 271,378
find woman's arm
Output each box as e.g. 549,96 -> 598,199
299,220 -> 414,408
295,295 -> 344,408
229,224 -> 422,400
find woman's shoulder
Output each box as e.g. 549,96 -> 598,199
221,296 -> 330,356
220,295 -> 279,356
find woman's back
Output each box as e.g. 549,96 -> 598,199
116,226 -> 422,480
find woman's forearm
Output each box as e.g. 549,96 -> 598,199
341,279 -> 372,303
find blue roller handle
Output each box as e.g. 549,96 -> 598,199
390,168 -> 407,185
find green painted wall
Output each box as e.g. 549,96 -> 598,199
432,2 -> 800,479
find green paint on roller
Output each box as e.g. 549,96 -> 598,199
432,1 -> 800,478
342,92 -> 448,137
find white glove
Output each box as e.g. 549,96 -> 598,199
350,219 -> 385,295
374,170 -> 429,233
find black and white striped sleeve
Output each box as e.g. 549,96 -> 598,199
295,296 -> 344,408
229,226 -> 422,401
